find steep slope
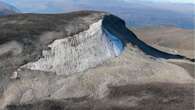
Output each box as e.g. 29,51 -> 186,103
0,11 -> 194,110
21,19 -> 123,75
102,15 -> 193,61
0,1 -> 19,16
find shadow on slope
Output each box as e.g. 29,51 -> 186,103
102,15 -> 194,62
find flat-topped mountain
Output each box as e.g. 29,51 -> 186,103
0,11 -> 194,110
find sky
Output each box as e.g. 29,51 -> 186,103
0,0 -> 194,13
2,0 -> 195,3
139,0 -> 195,4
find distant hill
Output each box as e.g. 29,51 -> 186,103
75,0 -> 194,29
0,1 -> 19,16
1,0 -> 193,29
133,26 -> 194,58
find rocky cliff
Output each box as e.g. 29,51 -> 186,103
0,11 -> 194,110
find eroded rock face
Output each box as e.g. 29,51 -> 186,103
0,11 -> 106,91
21,20 -> 124,75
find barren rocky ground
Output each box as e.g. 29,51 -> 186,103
133,26 -> 194,80
132,27 -> 194,58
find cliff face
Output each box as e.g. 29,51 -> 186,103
22,20 -> 124,75
0,11 -> 193,110
0,11 -> 125,77
0,11 -> 105,80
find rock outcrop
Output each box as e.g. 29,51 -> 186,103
21,19 -> 123,75
0,11 -> 194,110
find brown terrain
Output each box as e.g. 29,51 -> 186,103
132,27 -> 194,58
128,27 -> 195,110
133,26 -> 195,87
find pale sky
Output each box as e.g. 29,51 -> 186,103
0,0 -> 194,13
143,0 -> 195,4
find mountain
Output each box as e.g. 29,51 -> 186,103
7,0 -> 194,29
0,11 -> 194,110
0,1 -> 19,16
75,0 -> 194,29
63,0 -> 195,29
